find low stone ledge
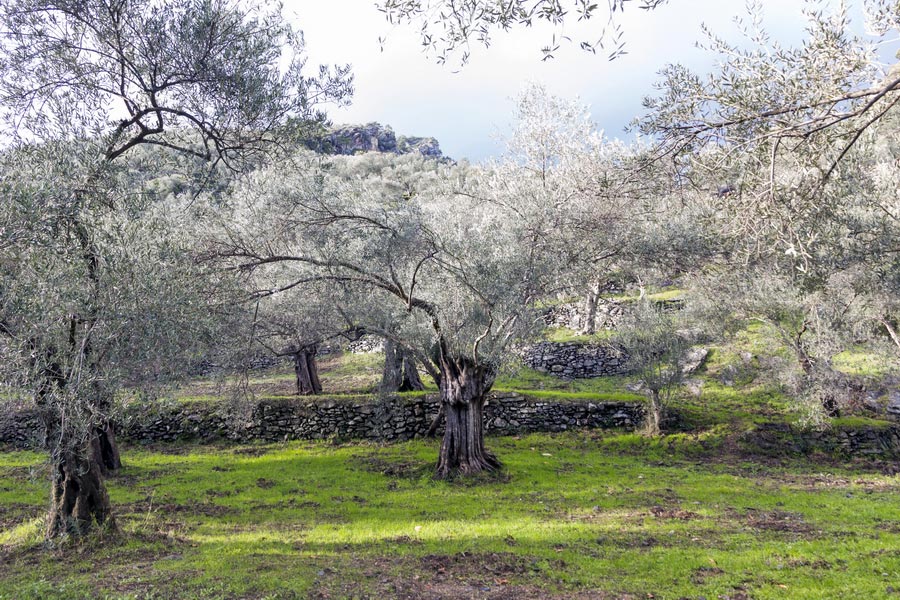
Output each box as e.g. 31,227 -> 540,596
0,393 -> 644,448
744,421 -> 900,459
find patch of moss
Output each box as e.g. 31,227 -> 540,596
831,416 -> 895,430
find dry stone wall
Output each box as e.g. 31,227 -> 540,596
748,422 -> 900,459
0,394 -> 644,448
522,342 -> 630,378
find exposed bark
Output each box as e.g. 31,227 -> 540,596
434,356 -> 500,479
32,350 -> 117,537
293,345 -> 322,395
425,402 -> 445,437
46,442 -> 116,538
381,339 -> 403,393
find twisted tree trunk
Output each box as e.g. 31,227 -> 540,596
293,345 -> 322,395
47,441 -> 115,538
35,352 -> 116,538
401,353 -> 424,391
434,356 -> 499,479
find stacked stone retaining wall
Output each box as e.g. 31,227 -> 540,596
522,342 -> 630,378
748,422 -> 900,459
0,393 -> 644,448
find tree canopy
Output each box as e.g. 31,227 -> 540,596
377,0 -> 669,63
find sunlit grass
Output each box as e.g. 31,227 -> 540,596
2,432 -> 899,599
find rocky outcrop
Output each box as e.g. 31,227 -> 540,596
522,341 -> 630,378
0,394 -> 643,448
309,122 -> 443,158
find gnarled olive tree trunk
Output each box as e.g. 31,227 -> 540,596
293,345 -> 322,395
35,355 -> 116,537
381,339 -> 425,393
47,442 -> 115,538
39,398 -> 115,538
434,356 -> 499,479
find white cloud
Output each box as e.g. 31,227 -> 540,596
286,0 -> 852,161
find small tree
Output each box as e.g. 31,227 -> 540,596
614,299 -> 695,436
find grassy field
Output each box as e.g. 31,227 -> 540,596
2,326 -> 899,599
2,428 -> 899,600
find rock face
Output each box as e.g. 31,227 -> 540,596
522,342 -> 631,378
887,389 -> 900,418
0,394 -> 644,448
310,122 -> 443,158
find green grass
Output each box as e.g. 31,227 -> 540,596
831,416 -> 895,430
4,319 -> 900,599
543,326 -> 615,343
494,366 -> 637,397
832,347 -> 900,378
2,432 -> 899,599
608,287 -> 686,303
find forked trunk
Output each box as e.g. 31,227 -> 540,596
381,339 -> 425,393
400,353 -> 425,391
435,356 -> 500,479
46,441 -> 115,538
294,345 -> 322,395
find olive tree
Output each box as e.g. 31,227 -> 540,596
214,138 -> 578,477
0,149 -> 234,535
613,300 -> 697,436
0,0 -> 350,538
243,270 -> 366,395
501,83 -> 663,334
636,1 -> 900,420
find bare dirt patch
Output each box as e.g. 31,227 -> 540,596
358,455 -> 432,480
310,552 -> 626,600
648,505 -> 699,521
738,509 -> 814,535
0,503 -> 42,530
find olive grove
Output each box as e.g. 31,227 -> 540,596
636,1 -> 900,421
0,0 -> 350,537
210,85 -> 647,476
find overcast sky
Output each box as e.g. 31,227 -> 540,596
288,1 -> 865,162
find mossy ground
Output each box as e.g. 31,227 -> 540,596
3,325 -> 900,599
2,430 -> 899,600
